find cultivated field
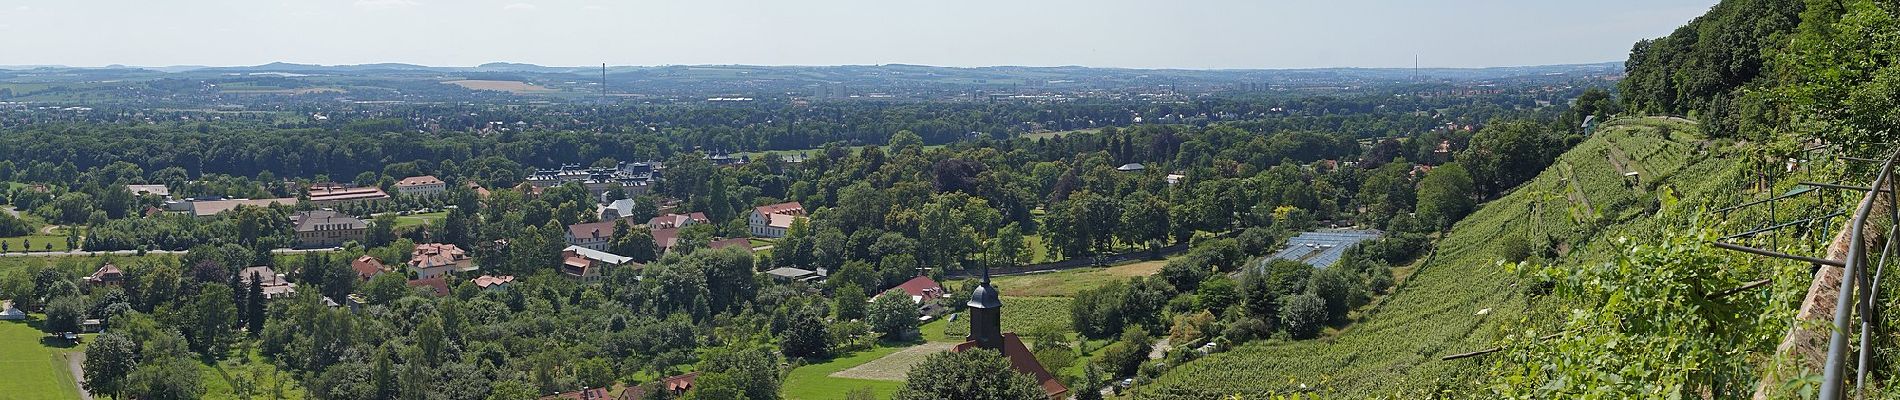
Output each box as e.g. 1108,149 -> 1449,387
829,342 -> 955,381
979,258 -> 1168,297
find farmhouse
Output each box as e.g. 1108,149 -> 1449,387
748,202 -> 805,238
291,210 -> 367,248
394,175 -> 447,196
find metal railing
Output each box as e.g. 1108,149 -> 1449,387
1820,148 -> 1899,400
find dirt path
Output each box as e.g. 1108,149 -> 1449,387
830,342 -> 956,381
66,350 -> 92,400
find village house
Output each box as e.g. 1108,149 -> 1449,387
539,387 -> 612,400
350,255 -> 387,281
291,210 -> 367,248
237,266 -> 298,300
889,275 -> 950,316
408,243 -> 476,279
748,202 -> 805,238
393,175 -> 447,196
86,264 -> 124,287
306,184 -> 391,207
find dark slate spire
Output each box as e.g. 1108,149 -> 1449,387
966,263 -> 1003,350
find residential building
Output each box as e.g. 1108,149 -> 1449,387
599,198 -> 638,221
86,264 -> 124,286
0,301 -> 23,320
394,175 -> 447,196
618,373 -> 697,400
560,246 -> 635,282
350,255 -> 387,281
565,219 -> 624,251
748,202 -> 805,238
291,210 -> 367,249
238,266 -> 298,300
471,275 -> 515,291
765,267 -> 825,283
307,185 -> 391,207
526,162 -> 660,202
647,212 -> 709,229
408,243 -> 476,279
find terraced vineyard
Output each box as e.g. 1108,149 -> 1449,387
1138,118 -> 1756,397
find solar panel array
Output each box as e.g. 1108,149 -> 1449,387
1262,229 -> 1382,269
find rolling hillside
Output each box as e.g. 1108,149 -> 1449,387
1138,118 -> 1757,397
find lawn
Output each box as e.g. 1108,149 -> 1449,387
201,345 -> 307,399
0,234 -> 74,253
0,316 -> 84,400
394,211 -> 448,229
782,345 -> 908,400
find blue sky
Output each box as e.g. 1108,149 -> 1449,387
0,0 -> 1717,69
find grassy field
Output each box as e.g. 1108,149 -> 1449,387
782,345 -> 909,400
393,211 -> 448,229
973,258 -> 1168,297
1137,118 -> 1750,397
0,316 -> 84,400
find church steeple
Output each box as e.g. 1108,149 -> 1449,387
966,264 -> 1004,351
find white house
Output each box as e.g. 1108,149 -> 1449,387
394,175 -> 448,196
748,202 -> 805,238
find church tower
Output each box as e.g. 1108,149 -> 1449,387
966,265 -> 1004,351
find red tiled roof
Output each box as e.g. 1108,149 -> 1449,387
953,333 -> 1069,399
890,276 -> 943,299
406,277 -> 450,297
471,275 -> 515,288
567,219 -> 623,240
351,255 -> 386,280
646,212 -> 709,229
651,227 -> 681,251
408,243 -> 469,269
753,202 -> 804,216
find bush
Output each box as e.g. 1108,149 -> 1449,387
1279,293 -> 1327,340
1499,235 -> 1531,263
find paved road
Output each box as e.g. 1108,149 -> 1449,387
0,247 -> 340,257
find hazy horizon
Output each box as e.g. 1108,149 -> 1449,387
0,0 -> 1717,69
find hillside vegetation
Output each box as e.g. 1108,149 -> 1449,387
1138,118 -> 1768,397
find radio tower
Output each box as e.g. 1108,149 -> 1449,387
600,63 -> 608,104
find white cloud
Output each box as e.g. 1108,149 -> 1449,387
353,0 -> 420,10
502,3 -> 537,11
